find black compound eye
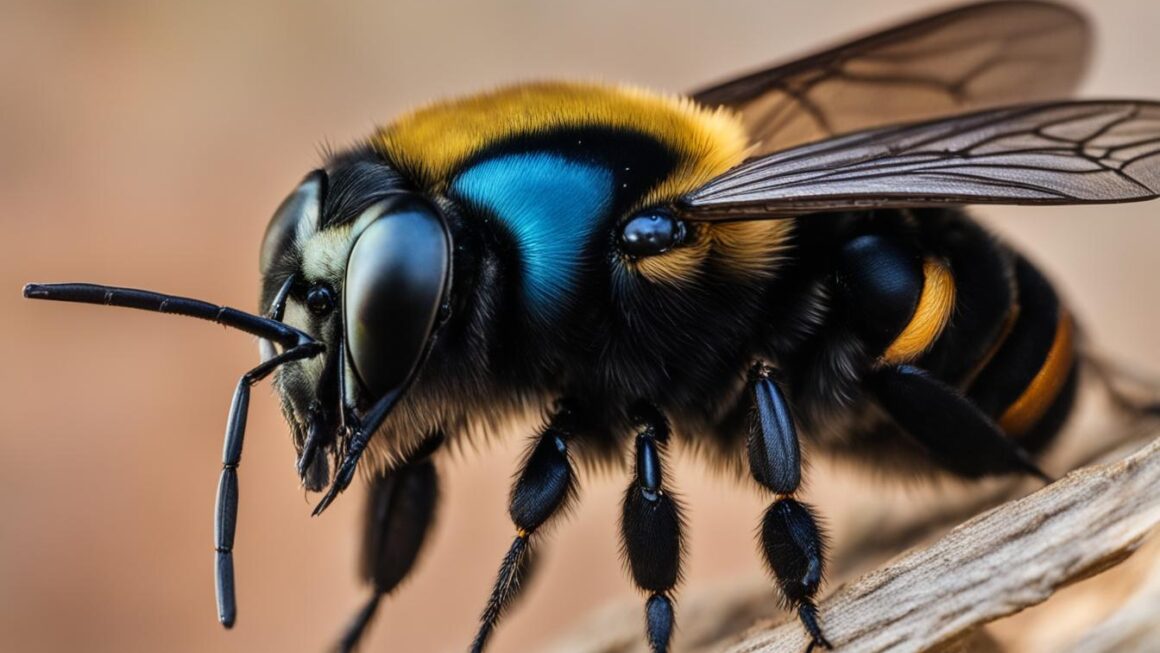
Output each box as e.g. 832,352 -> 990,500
260,170 -> 325,275
344,196 -> 451,399
305,284 -> 335,316
619,210 -> 686,257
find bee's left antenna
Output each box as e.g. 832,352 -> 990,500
23,281 -> 325,628
22,282 -> 314,348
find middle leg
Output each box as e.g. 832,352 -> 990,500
620,405 -> 685,653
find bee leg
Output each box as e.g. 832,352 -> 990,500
469,404 -> 580,653
748,367 -> 832,651
620,404 -> 684,653
216,341 -> 327,629
868,365 -> 1051,482
333,436 -> 441,653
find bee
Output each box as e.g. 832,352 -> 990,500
23,1 -> 1160,651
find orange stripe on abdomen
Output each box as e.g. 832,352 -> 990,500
997,310 -> 1076,437
882,259 -> 955,364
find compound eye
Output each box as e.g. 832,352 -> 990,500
259,170 -> 325,274
344,196 -> 450,399
619,210 -> 686,257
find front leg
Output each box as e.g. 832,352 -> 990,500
469,402 -> 580,653
332,434 -> 442,652
749,366 -> 831,651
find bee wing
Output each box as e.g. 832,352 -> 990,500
692,1 -> 1090,155
679,101 -> 1160,219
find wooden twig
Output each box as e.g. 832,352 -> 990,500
725,435 -> 1160,653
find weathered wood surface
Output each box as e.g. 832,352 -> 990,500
726,435 -> 1160,653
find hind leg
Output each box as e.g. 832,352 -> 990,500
867,365 -> 1050,481
748,366 -> 831,650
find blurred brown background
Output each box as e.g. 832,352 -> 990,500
2,1 -> 1158,652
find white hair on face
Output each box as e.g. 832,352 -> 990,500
298,203 -> 384,285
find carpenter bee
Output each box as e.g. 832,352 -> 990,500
23,1 -> 1160,651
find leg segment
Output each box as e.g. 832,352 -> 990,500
868,365 -> 1050,481
334,435 -> 441,653
620,406 -> 684,653
469,405 -> 579,653
749,367 -> 831,650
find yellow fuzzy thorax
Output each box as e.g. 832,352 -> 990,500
373,81 -> 749,209
372,81 -> 789,285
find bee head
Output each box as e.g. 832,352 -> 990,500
259,164 -> 451,489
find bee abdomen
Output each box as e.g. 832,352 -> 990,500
966,256 -> 1079,451
836,235 -> 925,351
837,213 -> 1080,457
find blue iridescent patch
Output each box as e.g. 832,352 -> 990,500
452,152 -> 612,318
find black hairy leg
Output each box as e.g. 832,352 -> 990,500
620,405 -> 684,653
868,365 -> 1051,482
469,403 -> 580,653
333,434 -> 442,653
749,366 -> 831,651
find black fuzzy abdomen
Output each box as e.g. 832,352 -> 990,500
963,255 -> 1079,451
920,212 -> 1079,453
764,209 -> 1081,473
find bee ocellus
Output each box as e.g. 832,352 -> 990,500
23,2 -> 1160,651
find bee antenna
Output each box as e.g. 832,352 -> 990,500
23,282 -> 315,349
24,280 -> 326,629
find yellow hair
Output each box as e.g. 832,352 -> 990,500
882,259 -> 957,364
999,311 -> 1075,436
375,81 -> 745,203
374,81 -> 787,283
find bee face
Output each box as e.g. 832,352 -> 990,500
259,168 -> 452,480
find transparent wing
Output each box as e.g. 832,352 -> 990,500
692,1 -> 1091,155
680,101 -> 1160,219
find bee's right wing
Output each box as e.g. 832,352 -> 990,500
679,100 -> 1160,219
692,1 -> 1091,155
